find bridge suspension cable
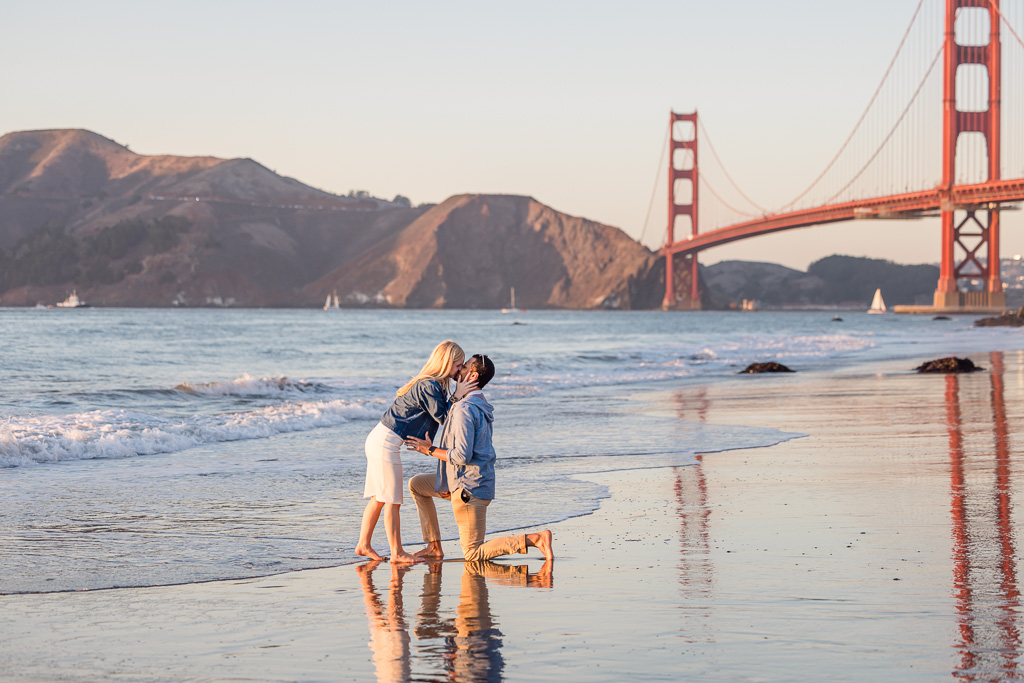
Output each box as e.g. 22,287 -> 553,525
639,120 -> 670,247
697,171 -> 760,219
778,0 -> 927,213
991,0 -> 1024,50
824,44 -> 944,206
696,118 -> 767,214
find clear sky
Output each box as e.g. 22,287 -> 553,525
4,0 -> 1022,271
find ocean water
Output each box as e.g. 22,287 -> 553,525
1,307 -> 1020,594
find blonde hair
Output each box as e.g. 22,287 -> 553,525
396,340 -> 465,397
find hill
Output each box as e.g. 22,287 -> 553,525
0,129 -> 659,308
307,194 -> 660,309
704,256 -> 940,308
702,261 -> 824,308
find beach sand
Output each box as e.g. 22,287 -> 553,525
3,349 -> 1022,681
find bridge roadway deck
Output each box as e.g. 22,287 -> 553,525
663,178 -> 1024,257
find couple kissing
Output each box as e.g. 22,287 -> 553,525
356,340 -> 553,565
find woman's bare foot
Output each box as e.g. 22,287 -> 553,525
355,544 -> 385,561
526,530 -> 554,560
390,551 -> 422,565
413,541 -> 444,560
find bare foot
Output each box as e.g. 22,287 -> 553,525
390,551 -> 423,565
355,544 -> 385,561
413,546 -> 444,560
527,530 -> 554,560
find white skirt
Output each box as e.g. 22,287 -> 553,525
363,422 -> 405,505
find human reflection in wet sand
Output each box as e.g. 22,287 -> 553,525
357,559 -> 553,682
946,351 -> 1021,681
357,560 -> 412,682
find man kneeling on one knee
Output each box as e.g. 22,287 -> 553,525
405,354 -> 553,562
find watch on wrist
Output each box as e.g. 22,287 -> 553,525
427,446 -> 437,456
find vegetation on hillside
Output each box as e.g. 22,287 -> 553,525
703,255 -> 940,308
0,216 -> 190,290
807,255 -> 939,305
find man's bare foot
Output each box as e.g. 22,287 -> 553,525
355,544 -> 385,561
413,543 -> 444,560
527,530 -> 554,560
390,551 -> 422,565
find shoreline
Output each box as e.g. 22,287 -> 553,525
4,346 -> 1024,680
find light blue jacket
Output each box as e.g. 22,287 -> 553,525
435,393 -> 496,500
380,379 -> 451,440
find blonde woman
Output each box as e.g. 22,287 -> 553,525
356,340 -> 476,564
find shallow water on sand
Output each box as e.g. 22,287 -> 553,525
1,308 -> 1019,593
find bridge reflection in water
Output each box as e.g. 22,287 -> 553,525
356,559 -> 552,682
946,352 -> 1021,681
672,386 -> 714,643
667,352 -> 1023,676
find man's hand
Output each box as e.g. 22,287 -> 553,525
438,491 -> 451,499
404,433 -> 432,454
453,373 -> 479,400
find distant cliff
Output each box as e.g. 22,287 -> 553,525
0,129 -> 661,308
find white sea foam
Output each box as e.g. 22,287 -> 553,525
0,398 -> 384,468
174,374 -> 332,397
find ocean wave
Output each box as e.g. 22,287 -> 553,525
0,398 -> 384,468
173,374 -> 336,398
488,333 -> 872,396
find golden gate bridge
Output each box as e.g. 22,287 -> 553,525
658,0 -> 1024,312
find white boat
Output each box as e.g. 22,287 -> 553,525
867,288 -> 887,314
323,291 -> 340,310
56,290 -> 89,308
500,287 -> 517,313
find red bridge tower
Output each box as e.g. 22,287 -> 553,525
934,0 -> 1005,309
663,111 -> 701,310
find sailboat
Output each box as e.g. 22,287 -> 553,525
500,287 -> 518,314
323,290 -> 340,310
867,288 -> 887,314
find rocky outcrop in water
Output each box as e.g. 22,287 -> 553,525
974,308 -> 1024,327
739,362 -> 795,374
915,357 -> 983,373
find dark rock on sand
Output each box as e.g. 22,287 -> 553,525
915,357 -> 983,373
739,362 -> 795,374
974,307 -> 1024,327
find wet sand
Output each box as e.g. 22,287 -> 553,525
3,349 -> 1022,681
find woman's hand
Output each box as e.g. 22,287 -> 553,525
453,374 -> 479,400
404,435 -> 432,454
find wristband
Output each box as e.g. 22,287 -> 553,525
427,446 -> 437,456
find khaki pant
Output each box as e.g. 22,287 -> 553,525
408,473 -> 526,562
